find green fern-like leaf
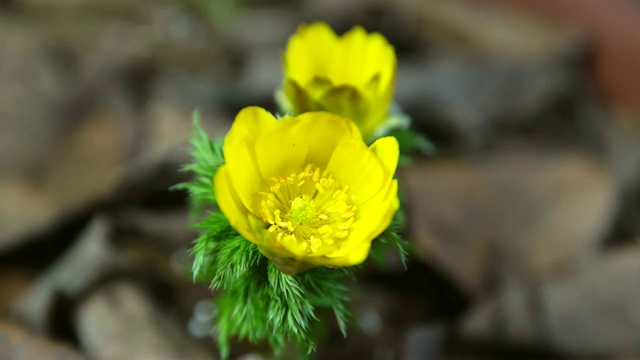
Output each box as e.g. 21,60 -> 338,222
172,110 -> 225,214
369,209 -> 411,269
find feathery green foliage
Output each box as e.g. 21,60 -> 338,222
172,110 -> 224,214
191,223 -> 355,358
370,212 -> 411,268
177,110 -> 407,358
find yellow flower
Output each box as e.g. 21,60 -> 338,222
214,106 -> 399,274
278,22 -> 397,141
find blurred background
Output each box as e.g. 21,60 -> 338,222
1,0 -> 639,359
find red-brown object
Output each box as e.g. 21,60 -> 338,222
461,0 -> 640,109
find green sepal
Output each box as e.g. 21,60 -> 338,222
369,205 -> 411,269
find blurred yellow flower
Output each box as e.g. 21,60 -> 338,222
214,106 -> 399,274
277,22 -> 397,141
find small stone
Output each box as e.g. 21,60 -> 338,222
188,299 -> 216,339
0,267 -> 35,315
399,160 -> 494,295
461,247 -> 640,356
0,95 -> 134,253
406,0 -> 582,60
461,279 -> 540,342
460,0 -> 640,107
11,216 -> 118,333
75,281 -> 213,360
357,305 -> 383,336
0,320 -> 86,360
544,248 -> 640,355
402,324 -> 445,360
402,153 -> 617,295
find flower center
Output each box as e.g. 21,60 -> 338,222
259,164 -> 357,254
288,196 -> 317,225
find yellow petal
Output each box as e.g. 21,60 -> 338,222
361,90 -> 392,139
330,25 -> 369,85
297,112 -> 363,168
223,106 -> 275,210
284,22 -> 338,85
281,236 -> 309,258
327,179 -> 398,260
254,115 -> 308,182
360,74 -> 393,139
254,112 -> 362,180
331,26 -> 396,89
324,241 -> 372,267
213,165 -> 259,244
325,139 -> 386,204
249,217 -> 308,260
260,248 -> 315,274
358,179 -> 399,240
368,136 -> 399,177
